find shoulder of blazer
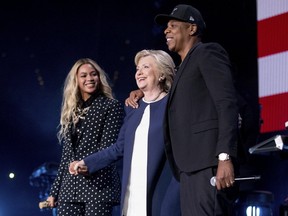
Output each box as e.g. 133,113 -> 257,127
187,41 -> 203,56
185,42 -> 229,66
193,42 -> 228,55
123,99 -> 147,120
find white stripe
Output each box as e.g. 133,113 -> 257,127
124,105 -> 149,216
257,0 -> 288,20
258,51 -> 288,97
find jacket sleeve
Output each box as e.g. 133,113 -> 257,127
84,104 -> 133,174
49,141 -> 72,199
198,43 -> 239,157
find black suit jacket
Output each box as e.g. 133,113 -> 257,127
164,42 -> 239,180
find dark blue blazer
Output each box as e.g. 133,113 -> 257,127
84,96 -> 180,216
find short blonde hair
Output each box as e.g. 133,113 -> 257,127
134,49 -> 175,92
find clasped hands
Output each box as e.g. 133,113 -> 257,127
69,160 -> 89,175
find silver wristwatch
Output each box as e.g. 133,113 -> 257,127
218,153 -> 230,161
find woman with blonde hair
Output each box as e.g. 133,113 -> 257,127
46,58 -> 124,216
70,50 -> 180,216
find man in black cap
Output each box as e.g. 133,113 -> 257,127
155,4 -> 239,216
125,4 -> 239,215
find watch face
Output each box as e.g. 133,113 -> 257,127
219,153 -> 229,160
219,155 -> 224,160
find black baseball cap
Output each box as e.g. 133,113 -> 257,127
154,4 -> 206,34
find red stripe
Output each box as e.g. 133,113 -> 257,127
259,92 -> 288,133
258,12 -> 288,58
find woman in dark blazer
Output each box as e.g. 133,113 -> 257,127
46,58 -> 124,216
70,50 -> 180,216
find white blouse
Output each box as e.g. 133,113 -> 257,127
123,104 -> 150,216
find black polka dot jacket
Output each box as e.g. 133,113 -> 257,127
49,95 -> 124,205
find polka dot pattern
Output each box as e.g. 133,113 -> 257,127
57,201 -> 113,216
49,95 -> 124,214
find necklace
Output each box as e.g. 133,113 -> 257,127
73,106 -> 90,123
143,91 -> 164,103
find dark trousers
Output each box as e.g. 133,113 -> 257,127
180,167 -> 238,216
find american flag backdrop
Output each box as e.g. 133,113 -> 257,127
257,0 -> 288,133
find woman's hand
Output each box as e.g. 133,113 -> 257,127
69,161 -> 79,175
46,196 -> 56,208
69,160 -> 88,175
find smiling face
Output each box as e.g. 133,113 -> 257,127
135,55 -> 161,93
164,20 -> 196,59
77,63 -> 99,101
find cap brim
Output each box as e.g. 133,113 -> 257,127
154,14 -> 187,25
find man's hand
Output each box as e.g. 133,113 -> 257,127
215,160 -> 235,190
125,89 -> 144,108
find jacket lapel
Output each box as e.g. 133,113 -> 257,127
168,42 -> 202,104
75,96 -> 99,145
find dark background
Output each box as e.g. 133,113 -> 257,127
1,0 -> 287,215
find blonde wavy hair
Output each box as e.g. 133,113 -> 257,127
134,49 -> 175,93
57,58 -> 113,142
